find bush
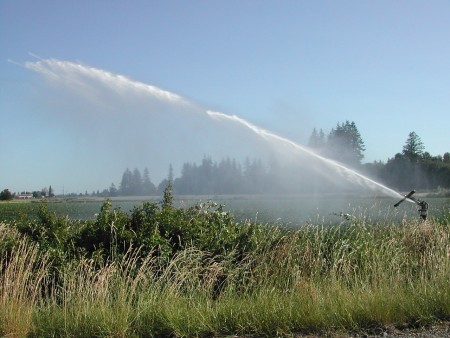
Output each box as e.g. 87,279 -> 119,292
1,194 -> 450,337
10,185 -> 272,270
0,189 -> 13,201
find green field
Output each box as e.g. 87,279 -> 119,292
1,194 -> 448,224
1,193 -> 449,337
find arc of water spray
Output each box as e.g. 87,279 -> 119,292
24,56 -> 188,105
23,57 -> 404,200
207,110 -> 404,199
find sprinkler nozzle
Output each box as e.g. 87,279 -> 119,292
394,190 -> 428,221
394,190 -> 416,207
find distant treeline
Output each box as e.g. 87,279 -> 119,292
308,123 -> 450,192
364,150 -> 450,191
102,157 -> 294,196
3,122 -> 447,200
94,122 -> 449,196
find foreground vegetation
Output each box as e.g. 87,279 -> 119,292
1,187 -> 449,337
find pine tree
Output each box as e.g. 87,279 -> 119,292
308,128 -> 326,149
402,131 -> 425,162
308,128 -> 319,148
131,168 -> 142,195
157,164 -> 175,195
326,121 -> 365,167
109,183 -> 118,197
168,164 -> 174,182
120,168 -> 133,196
142,167 -> 156,195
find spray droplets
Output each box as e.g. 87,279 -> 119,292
25,57 -> 403,198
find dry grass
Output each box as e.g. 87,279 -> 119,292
0,225 -> 49,337
1,218 -> 449,337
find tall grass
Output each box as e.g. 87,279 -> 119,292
0,225 -> 49,337
1,218 -> 449,337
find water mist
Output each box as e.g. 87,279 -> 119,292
24,57 -> 404,200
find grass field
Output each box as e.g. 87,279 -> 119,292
1,195 -> 449,337
1,194 -> 448,224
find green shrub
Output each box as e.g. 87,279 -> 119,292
2,190 -> 449,337
9,185 -> 274,272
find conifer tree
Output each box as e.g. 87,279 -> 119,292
402,131 -> 425,162
326,121 -> 365,167
120,168 -> 133,195
142,167 -> 156,195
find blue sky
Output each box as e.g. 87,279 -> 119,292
1,1 -> 449,194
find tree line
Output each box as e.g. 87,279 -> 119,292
308,120 -> 366,167
308,122 -> 449,191
363,131 -> 450,191
3,121 -> 448,199
102,158 -> 272,197
0,186 -> 55,201
100,123 -> 448,197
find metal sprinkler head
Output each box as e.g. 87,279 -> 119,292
417,200 -> 429,221
394,190 -> 416,207
394,190 -> 428,221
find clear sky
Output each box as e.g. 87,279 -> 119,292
1,0 -> 449,194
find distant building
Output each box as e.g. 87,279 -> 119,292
16,193 -> 33,199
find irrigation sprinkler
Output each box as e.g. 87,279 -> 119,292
394,190 -> 429,220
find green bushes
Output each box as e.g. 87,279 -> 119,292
1,190 -> 450,337
9,185 -> 269,269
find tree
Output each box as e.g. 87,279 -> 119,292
402,131 -> 425,162
161,180 -> 174,209
308,128 -> 326,150
243,157 -> 267,193
142,167 -> 156,195
444,152 -> 450,164
109,183 -> 118,197
168,164 -> 174,182
383,153 -> 415,190
216,157 -> 243,194
32,191 -> 42,198
199,157 -> 214,194
131,168 -> 143,195
0,189 -> 13,200
326,121 -> 365,167
158,165 -> 175,195
173,162 -> 195,194
120,168 -> 133,195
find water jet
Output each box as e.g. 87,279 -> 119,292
24,57 -> 405,202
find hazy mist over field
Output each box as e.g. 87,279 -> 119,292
3,1 -> 449,198
22,58 -> 401,198
24,59 -> 284,192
